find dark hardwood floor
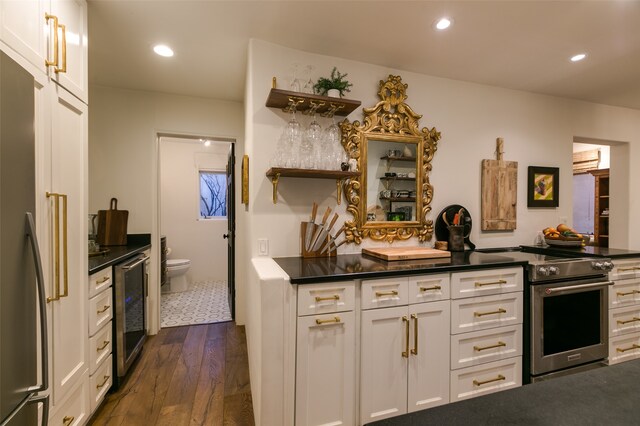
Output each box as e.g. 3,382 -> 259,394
90,322 -> 255,426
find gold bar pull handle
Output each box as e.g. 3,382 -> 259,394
473,374 -> 505,387
474,341 -> 507,352
61,194 -> 68,298
46,192 -> 61,302
420,285 -> 441,292
616,344 -> 640,353
96,375 -> 110,389
315,295 -> 340,302
55,23 -> 67,74
617,290 -> 640,297
44,14 -> 59,67
618,266 -> 640,272
376,290 -> 399,297
62,416 -> 74,426
315,316 -> 341,325
411,314 -> 418,355
97,305 -> 110,314
617,317 -> 640,325
474,308 -> 507,317
402,316 -> 409,358
475,279 -> 507,287
97,276 -> 110,284
97,340 -> 110,351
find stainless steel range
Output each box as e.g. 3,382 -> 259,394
478,248 -> 614,382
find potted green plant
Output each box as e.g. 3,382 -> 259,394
313,67 -> 353,98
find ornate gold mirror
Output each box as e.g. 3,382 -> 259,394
340,75 -> 441,243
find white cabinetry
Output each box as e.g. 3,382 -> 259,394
449,267 -> 523,402
295,282 -> 356,426
360,274 -> 450,424
608,258 -> 640,364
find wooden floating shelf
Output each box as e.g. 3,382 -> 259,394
265,88 -> 361,117
265,168 -> 360,204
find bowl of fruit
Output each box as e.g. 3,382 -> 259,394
543,224 -> 587,247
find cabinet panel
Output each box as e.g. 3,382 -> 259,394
89,267 -> 112,299
407,301 -> 450,412
89,323 -> 112,375
609,258 -> 640,281
609,278 -> 640,309
297,281 -> 355,316
360,306 -> 408,424
609,304 -> 640,338
451,324 -> 522,370
608,332 -> 640,365
451,267 -> 523,299
450,357 -> 521,402
88,289 -> 112,337
361,277 -> 408,310
408,274 -> 450,304
295,312 -> 355,426
0,0 -> 48,74
451,292 -> 522,334
48,370 -> 89,426
90,354 -> 113,413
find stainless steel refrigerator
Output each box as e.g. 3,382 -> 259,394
0,52 -> 49,426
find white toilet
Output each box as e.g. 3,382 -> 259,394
166,258 -> 191,292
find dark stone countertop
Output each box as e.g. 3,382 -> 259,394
273,251 -> 527,284
521,244 -> 640,259
368,359 -> 640,425
88,234 -> 151,274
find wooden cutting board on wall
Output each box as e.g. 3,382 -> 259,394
97,198 -> 129,246
481,138 -> 518,231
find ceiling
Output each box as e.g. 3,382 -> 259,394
88,1 -> 640,110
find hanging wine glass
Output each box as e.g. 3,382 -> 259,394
301,64 -> 315,94
289,62 -> 301,92
301,110 -> 322,169
284,107 -> 302,168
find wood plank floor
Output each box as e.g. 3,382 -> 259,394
89,322 -> 254,426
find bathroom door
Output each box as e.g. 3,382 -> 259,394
225,143 -> 236,319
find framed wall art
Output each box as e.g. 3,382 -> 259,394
527,166 -> 559,207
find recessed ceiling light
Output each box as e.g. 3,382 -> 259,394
153,44 -> 174,57
570,53 -> 587,62
434,17 -> 452,30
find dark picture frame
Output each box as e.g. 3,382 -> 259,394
528,166 -> 559,207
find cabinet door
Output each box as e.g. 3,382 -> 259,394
295,312 -> 355,426
407,300 -> 450,412
50,84 -> 88,406
0,0 -> 48,74
360,306 -> 408,424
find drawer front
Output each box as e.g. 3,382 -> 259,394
450,357 -> 522,402
451,292 -> 522,334
49,371 -> 89,426
89,323 -> 112,375
451,267 -> 523,299
608,332 -> 640,365
89,268 -> 113,299
90,354 -> 113,413
89,289 -> 113,337
451,324 -> 522,370
610,278 -> 640,309
408,274 -> 450,304
297,281 -> 355,316
610,258 -> 640,281
609,305 -> 640,337
361,277 -> 409,310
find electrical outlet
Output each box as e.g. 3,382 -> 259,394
258,238 -> 269,256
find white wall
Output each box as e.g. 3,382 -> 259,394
160,137 -> 229,282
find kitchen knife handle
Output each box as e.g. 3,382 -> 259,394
311,202 -> 318,222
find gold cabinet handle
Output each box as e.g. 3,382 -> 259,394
402,316 -> 409,358
60,194 -> 68,298
475,279 -> 507,287
474,308 -> 507,317
616,344 -> 640,353
97,340 -> 110,351
97,276 -> 110,284
617,317 -> 640,325
376,290 -> 398,297
97,305 -> 110,314
474,341 -> 507,352
55,23 -> 67,74
411,314 -> 418,355
96,375 -> 110,389
473,374 -> 505,386
46,192 -> 60,302
62,416 -> 74,426
44,14 -> 59,67
420,285 -> 441,292
315,316 -> 341,325
315,295 -> 340,302
618,266 -> 640,272
617,290 -> 640,297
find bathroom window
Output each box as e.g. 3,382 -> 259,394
199,171 -> 226,218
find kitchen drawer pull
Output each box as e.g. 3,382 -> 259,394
419,285 -> 441,292
402,316 -> 409,358
411,314 -> 418,355
96,375 -> 110,389
44,14 -> 59,67
617,290 -> 640,297
315,316 -> 341,325
62,416 -> 74,426
474,341 -> 507,352
97,276 -> 110,284
617,317 -> 640,325
616,344 -> 640,353
618,266 -> 640,272
97,340 -> 110,351
375,290 -> 398,297
475,279 -> 507,287
474,308 -> 507,317
473,374 -> 505,387
97,305 -> 110,314
315,295 -> 340,302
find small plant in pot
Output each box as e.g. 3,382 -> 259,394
313,67 -> 353,98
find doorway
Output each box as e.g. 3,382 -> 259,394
158,135 -> 236,328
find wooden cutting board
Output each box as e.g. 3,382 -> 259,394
362,247 -> 451,261
97,198 -> 128,246
481,138 -> 517,231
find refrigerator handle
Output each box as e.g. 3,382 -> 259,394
29,395 -> 49,426
25,212 -> 49,393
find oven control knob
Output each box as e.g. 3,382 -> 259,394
548,266 -> 560,275
537,266 -> 551,276
603,261 -> 614,271
592,261 -> 608,270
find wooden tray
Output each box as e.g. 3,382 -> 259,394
362,247 -> 451,261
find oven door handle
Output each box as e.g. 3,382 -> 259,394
121,255 -> 150,270
546,281 -> 614,293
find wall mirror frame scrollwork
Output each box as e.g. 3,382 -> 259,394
339,75 -> 441,244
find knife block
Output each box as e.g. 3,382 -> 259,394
301,222 -> 336,258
